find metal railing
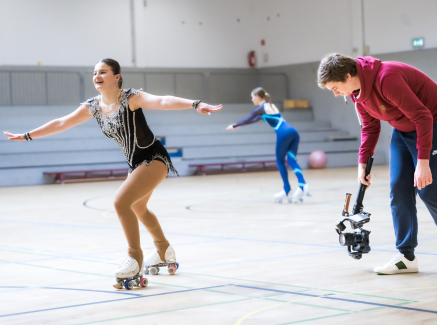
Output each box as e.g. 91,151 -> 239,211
0,68 -> 289,106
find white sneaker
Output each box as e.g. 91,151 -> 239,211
374,253 -> 418,275
303,184 -> 311,197
114,257 -> 144,278
144,245 -> 176,266
274,190 -> 290,203
292,187 -> 303,203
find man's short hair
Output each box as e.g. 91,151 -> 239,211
317,54 -> 357,88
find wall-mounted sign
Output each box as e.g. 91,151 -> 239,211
412,38 -> 425,49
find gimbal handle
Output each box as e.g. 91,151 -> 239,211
352,157 -> 374,215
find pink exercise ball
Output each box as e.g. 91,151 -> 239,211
309,151 -> 328,169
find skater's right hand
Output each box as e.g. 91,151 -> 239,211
358,163 -> 371,187
3,131 -> 26,141
226,124 -> 239,130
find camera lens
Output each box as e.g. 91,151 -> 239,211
339,233 -> 347,246
339,233 -> 356,246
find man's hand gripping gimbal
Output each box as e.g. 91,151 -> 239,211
335,157 -> 374,259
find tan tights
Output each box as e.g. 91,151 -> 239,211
114,160 -> 169,270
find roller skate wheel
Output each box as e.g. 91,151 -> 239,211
139,277 -> 148,287
176,262 -> 179,270
113,282 -> 123,289
150,267 -> 159,275
168,265 -> 177,275
125,280 -> 134,290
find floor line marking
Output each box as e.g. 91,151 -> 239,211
180,272 -> 414,303
234,284 -> 437,324
277,312 -> 352,325
0,285 -> 228,318
2,218 -> 436,252
0,286 -> 146,297
75,297 -> 252,325
182,248 -> 343,270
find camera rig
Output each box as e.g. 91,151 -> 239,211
335,157 -> 374,259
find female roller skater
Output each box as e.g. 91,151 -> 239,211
4,58 -> 222,288
226,87 -> 310,203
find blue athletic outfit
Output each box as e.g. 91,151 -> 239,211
233,103 -> 306,194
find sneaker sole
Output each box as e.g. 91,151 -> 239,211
374,269 -> 419,275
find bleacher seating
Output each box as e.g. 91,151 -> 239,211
0,102 -> 372,186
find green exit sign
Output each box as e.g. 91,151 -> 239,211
412,38 -> 424,49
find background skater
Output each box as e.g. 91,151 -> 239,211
226,87 -> 310,203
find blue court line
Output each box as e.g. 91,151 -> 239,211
0,218 -> 339,248
0,238 -> 231,264
0,284 -> 228,319
1,219 -> 436,256
83,238 -> 231,257
233,285 -> 437,315
182,248 -> 343,270
0,286 -> 145,297
0,256 -> 62,266
372,249 -> 437,256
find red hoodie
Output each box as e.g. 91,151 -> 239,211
350,56 -> 437,163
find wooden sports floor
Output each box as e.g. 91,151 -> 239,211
1,165 -> 436,324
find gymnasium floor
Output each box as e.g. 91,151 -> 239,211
1,165 -> 436,324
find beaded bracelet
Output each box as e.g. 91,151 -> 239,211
192,100 -> 202,110
24,132 -> 33,141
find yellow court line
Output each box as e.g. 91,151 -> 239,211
235,286 -> 437,325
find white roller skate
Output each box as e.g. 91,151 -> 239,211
113,257 -> 148,290
144,245 -> 179,275
292,187 -> 303,203
303,184 -> 311,197
274,190 -> 291,203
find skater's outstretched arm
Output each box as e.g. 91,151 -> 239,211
226,105 -> 264,130
129,91 -> 222,116
3,105 -> 93,141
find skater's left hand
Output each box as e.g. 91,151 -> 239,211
415,159 -> 433,190
196,103 -> 223,116
3,131 -> 26,141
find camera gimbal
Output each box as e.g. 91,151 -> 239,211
335,157 -> 373,259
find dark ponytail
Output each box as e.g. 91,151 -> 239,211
99,58 -> 123,89
252,87 -> 271,103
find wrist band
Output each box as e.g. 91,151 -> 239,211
24,132 -> 32,141
192,100 -> 201,110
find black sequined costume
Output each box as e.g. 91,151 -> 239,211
83,88 -> 178,175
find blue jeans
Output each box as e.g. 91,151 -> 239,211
390,124 -> 437,252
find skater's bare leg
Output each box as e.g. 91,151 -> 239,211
114,160 -> 168,270
132,192 -> 170,261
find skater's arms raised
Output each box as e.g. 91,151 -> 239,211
4,105 -> 93,141
129,91 -> 222,116
226,105 -> 264,130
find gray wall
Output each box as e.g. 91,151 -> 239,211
260,47 -> 437,164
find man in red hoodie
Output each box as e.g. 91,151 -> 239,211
318,54 -> 437,275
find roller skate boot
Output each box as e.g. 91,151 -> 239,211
274,190 -> 291,203
292,187 -> 303,203
144,245 -> 179,275
303,184 -> 311,197
113,257 -> 148,290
